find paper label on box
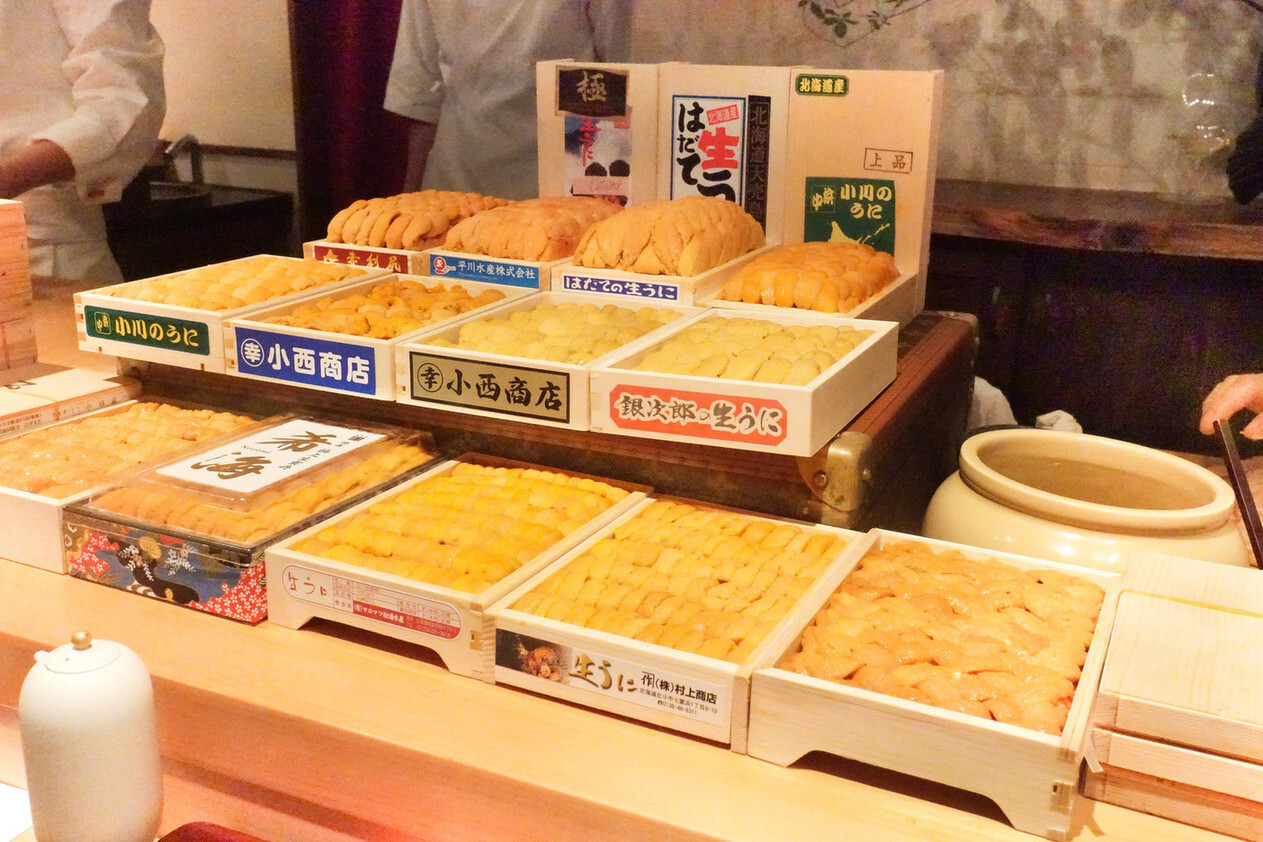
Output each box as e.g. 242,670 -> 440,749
279,563 -> 462,639
156,419 -> 384,495
406,349 -> 571,423
556,271 -> 680,301
562,115 -> 633,205
430,253 -> 541,288
552,66 -> 634,205
495,629 -> 727,727
804,176 -> 896,255
556,66 -> 628,118
234,326 -> 377,395
310,242 -> 408,273
668,93 -> 772,228
83,305 -> 210,355
605,383 -> 788,447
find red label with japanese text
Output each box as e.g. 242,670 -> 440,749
606,384 -> 788,446
309,243 -> 407,273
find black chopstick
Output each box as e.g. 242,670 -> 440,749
1215,419 -> 1263,569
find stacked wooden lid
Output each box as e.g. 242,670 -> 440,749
1086,553 -> 1263,840
0,200 -> 37,369
0,200 -> 137,434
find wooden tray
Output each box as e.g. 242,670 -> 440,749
746,530 -> 1120,840
488,498 -> 867,746
265,455 -> 646,679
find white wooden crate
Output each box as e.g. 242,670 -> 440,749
589,308 -> 897,456
746,529 -> 1120,840
783,68 -> 944,324
489,499 -> 868,746
226,275 -> 529,400
0,363 -> 139,439
395,291 -> 697,431
76,256 -> 389,372
0,398 -> 200,573
266,456 -> 646,680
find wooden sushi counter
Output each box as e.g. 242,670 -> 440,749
0,559 -> 1238,842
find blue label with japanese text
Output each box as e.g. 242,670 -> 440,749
556,272 -> 680,301
429,253 -> 541,288
234,326 -> 376,396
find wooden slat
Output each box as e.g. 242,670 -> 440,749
1096,592 -> 1263,763
1084,765 -> 1263,842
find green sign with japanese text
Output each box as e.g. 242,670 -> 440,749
83,306 -> 211,355
802,177 -> 896,255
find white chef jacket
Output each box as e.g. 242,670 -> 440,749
0,0 -> 165,283
384,0 -> 629,200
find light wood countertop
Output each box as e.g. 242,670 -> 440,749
0,560 -> 1237,842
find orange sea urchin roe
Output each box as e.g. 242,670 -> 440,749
777,540 -> 1104,734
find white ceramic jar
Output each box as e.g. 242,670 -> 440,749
18,631 -> 163,842
922,428 -> 1249,571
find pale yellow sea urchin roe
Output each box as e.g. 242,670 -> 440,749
632,317 -> 871,385
511,500 -> 854,664
262,279 -> 506,339
424,301 -> 681,364
100,256 -> 369,311
290,462 -> 629,593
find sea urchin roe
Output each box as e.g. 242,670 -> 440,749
0,402 -> 256,498
290,463 -> 629,592
777,540 -> 1105,734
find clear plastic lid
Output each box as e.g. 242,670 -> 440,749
79,415 -> 436,547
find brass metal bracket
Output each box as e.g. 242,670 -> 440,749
796,431 -> 874,528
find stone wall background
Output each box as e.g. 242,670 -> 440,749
628,0 -> 1263,197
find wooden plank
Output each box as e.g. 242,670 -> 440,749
1097,592 -> 1263,762
1093,729 -> 1263,804
1121,553 -> 1263,616
1,554 -> 1236,842
1084,765 -> 1263,842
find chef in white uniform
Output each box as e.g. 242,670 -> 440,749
384,0 -> 630,200
0,0 -> 165,285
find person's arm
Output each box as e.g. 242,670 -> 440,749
34,0 -> 165,203
384,0 -> 444,193
0,140 -> 76,199
401,119 -> 438,192
1200,373 -> 1263,439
